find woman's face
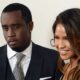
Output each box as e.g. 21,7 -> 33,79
54,23 -> 75,60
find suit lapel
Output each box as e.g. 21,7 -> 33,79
0,45 -> 7,80
25,43 -> 43,80
6,58 -> 15,80
0,45 -> 15,80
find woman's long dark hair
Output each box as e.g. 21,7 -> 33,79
52,8 -> 80,80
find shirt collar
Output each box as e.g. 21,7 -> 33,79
7,42 -> 32,59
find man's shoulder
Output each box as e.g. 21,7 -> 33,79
0,45 -> 7,51
0,45 -> 7,56
33,43 -> 53,50
32,43 -> 58,57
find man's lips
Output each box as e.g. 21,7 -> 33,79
8,40 -> 18,45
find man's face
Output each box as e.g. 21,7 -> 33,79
1,10 -> 33,52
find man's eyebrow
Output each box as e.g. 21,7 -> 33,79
1,23 -> 21,28
2,25 -> 8,27
12,22 -> 22,25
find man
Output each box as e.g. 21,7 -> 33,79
0,3 -> 61,80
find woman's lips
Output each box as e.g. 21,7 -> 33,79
59,50 -> 69,55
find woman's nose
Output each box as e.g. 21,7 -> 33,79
58,40 -> 65,49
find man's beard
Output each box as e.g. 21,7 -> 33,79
11,47 -> 25,52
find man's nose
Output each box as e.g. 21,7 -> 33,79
8,28 -> 16,37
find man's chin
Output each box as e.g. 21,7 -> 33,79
11,47 -> 23,52
9,44 -> 22,52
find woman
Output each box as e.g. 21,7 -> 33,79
52,8 -> 80,80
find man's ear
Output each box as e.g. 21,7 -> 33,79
28,21 -> 33,32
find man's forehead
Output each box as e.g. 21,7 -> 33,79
1,11 -> 23,20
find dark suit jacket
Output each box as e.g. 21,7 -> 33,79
0,43 -> 61,80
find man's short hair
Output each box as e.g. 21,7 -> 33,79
2,3 -> 32,23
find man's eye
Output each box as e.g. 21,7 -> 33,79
15,25 -> 20,29
12,25 -> 21,30
2,26 -> 8,31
